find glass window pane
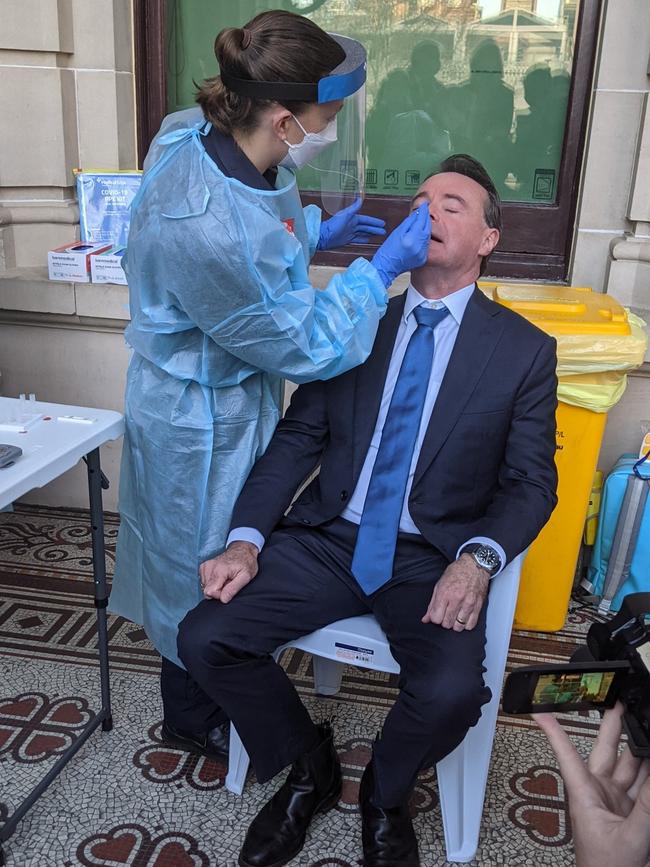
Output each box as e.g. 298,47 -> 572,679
166,0 -> 580,204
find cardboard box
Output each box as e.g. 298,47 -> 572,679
90,246 -> 127,285
48,241 -> 112,283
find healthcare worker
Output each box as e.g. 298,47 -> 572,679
110,9 -> 431,760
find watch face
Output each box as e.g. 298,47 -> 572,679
476,546 -> 500,572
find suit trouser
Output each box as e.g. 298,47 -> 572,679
177,517 -> 491,808
160,656 -> 227,731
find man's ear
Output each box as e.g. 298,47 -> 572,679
479,228 -> 500,258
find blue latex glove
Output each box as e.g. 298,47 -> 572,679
370,203 -> 431,288
317,197 -> 386,251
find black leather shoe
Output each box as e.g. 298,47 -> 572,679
238,722 -> 341,867
359,759 -> 420,866
161,720 -> 230,761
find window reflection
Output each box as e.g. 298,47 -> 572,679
166,0 -> 579,203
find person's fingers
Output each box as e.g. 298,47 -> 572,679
355,225 -> 387,237
433,599 -> 452,627
443,597 -> 463,630
351,228 -> 386,242
588,704 -> 624,777
625,771 -> 650,849
627,758 -> 650,801
422,584 -> 446,624
398,209 -> 419,231
533,713 -> 593,792
534,713 -> 562,736
402,202 -> 428,229
443,585 -> 482,631
357,215 -> 386,228
612,745 -> 644,792
202,569 -> 230,598
404,203 -> 432,262
350,230 -> 386,244
443,588 -> 484,632
200,561 -> 220,587
219,570 -> 252,603
407,202 -> 429,232
462,600 -> 483,631
336,197 -> 362,219
203,563 -> 234,596
446,597 -> 476,630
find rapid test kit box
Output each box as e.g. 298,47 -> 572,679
47,242 -> 112,283
90,246 -> 127,285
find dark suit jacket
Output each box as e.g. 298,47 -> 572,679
230,287 -> 559,564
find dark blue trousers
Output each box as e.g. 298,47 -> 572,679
176,517 -> 491,808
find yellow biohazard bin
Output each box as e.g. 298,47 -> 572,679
478,283 -> 647,631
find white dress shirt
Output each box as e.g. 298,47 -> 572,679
229,283 -> 506,574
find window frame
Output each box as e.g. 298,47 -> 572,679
134,0 -> 602,281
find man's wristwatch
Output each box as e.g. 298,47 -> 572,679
460,543 -> 502,577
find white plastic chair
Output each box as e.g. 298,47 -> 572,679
225,552 -> 525,863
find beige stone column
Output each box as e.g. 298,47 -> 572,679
570,0 -> 650,297
0,0 -> 136,509
606,91 -> 650,329
569,0 -> 650,472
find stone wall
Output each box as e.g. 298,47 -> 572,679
570,0 -> 650,468
0,0 -> 135,508
0,0 -> 136,269
570,0 -> 650,300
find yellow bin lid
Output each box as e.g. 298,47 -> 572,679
478,283 -> 630,336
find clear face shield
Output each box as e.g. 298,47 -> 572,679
219,34 -> 366,216
296,35 -> 366,216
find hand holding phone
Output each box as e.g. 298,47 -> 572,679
535,704 -> 650,867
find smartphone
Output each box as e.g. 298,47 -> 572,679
70,244 -> 94,251
502,661 -> 631,714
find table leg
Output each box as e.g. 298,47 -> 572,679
0,448 -> 114,856
86,447 -> 113,731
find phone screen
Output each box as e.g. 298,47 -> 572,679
532,671 -> 616,708
502,662 -> 629,715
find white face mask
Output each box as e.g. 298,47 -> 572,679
279,114 -> 338,171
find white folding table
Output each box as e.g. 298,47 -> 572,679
0,397 -> 124,865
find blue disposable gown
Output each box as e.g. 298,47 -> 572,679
110,109 -> 387,665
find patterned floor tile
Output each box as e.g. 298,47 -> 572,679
0,505 -> 606,866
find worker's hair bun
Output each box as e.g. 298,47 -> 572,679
196,10 -> 345,136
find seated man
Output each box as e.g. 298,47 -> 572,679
177,154 -> 559,867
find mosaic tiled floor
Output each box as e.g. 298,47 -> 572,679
0,504 -> 606,866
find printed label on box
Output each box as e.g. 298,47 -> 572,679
47,242 -> 111,282
90,248 -> 127,284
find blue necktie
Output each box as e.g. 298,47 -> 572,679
351,304 -> 450,594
